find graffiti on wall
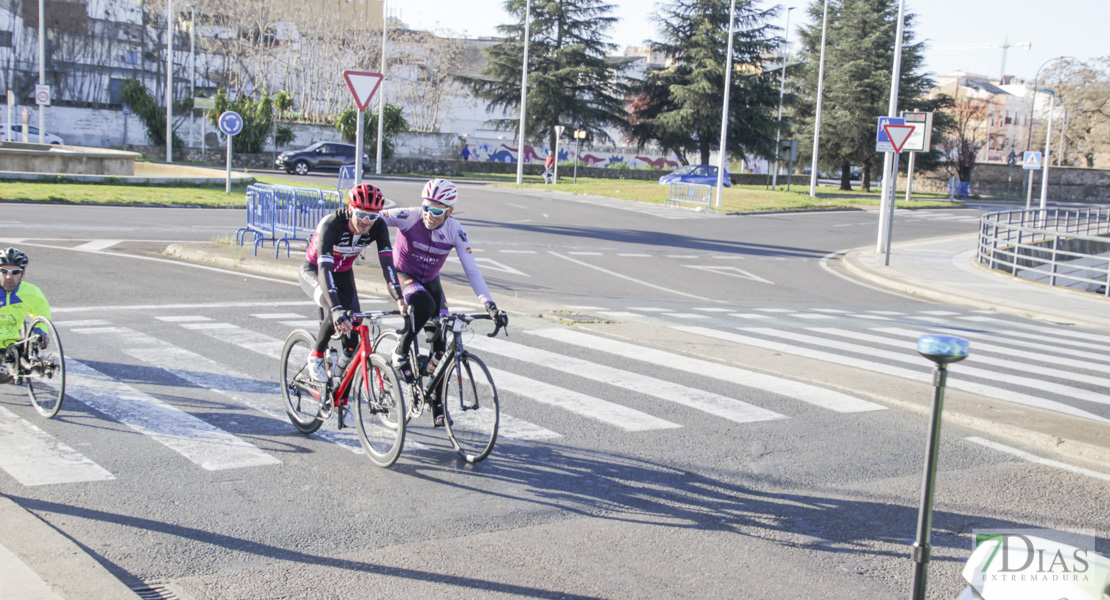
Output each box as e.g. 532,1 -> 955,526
463,139 -> 680,170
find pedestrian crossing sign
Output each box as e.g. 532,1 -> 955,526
1022,151 -> 1042,170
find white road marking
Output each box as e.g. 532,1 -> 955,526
750,327 -> 1110,407
618,253 -> 651,257
673,325 -> 1110,424
156,315 -> 211,322
966,437 -> 1110,482
64,359 -> 282,470
55,300 -> 314,314
549,251 -> 716,301
489,368 -> 682,432
915,317 -> 1110,364
252,313 -> 309,319
528,328 -> 885,414
180,322 -> 285,359
661,312 -> 711,319
74,239 -> 123,251
0,406 -> 115,486
729,314 -> 773,319
468,336 -> 788,424
958,316 -> 1110,350
685,265 -> 773,284
52,319 -> 111,327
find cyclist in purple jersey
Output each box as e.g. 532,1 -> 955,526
379,178 -> 508,423
299,183 -> 402,383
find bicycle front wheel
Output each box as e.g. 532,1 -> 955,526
279,330 -> 325,434
441,353 -> 499,463
23,316 -> 65,419
353,354 -> 406,467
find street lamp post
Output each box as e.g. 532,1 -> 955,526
188,4 -> 195,149
165,0 -> 174,163
714,0 -> 738,207
1023,56 -> 1068,208
37,0 -> 45,143
808,0 -> 829,198
515,0 -> 532,185
1038,90 -> 1057,209
771,6 -> 793,191
375,0 -> 387,175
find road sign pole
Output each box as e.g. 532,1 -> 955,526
876,151 -> 893,253
225,136 -> 232,194
904,150 -> 916,202
355,109 -> 365,186
884,152 -> 900,266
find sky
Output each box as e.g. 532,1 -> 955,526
397,0 -> 1108,83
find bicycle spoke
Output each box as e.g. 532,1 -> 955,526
442,354 -> 499,463
354,355 -> 405,467
23,317 -> 65,419
280,330 -> 325,434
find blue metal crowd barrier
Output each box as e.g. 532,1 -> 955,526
236,183 -> 343,257
664,182 -> 716,213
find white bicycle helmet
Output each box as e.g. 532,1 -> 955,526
421,178 -> 458,206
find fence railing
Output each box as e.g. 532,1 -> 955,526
664,182 -> 716,213
977,207 -> 1110,296
236,184 -> 342,257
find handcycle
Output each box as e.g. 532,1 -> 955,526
375,311 -> 506,464
279,310 -> 406,468
3,316 -> 66,418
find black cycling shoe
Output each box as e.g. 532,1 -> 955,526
431,401 -> 445,428
391,352 -> 414,383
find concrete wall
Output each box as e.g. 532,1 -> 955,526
900,163 -> 1110,203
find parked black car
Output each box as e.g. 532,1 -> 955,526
275,142 -> 370,175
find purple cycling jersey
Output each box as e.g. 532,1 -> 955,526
379,207 -> 492,305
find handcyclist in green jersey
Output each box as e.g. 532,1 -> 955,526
0,247 -> 51,383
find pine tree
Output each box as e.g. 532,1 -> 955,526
458,0 -> 629,151
793,0 -> 932,190
626,0 -> 783,165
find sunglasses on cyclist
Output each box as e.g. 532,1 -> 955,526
0,267 -> 23,276
421,204 -> 448,217
351,209 -> 380,222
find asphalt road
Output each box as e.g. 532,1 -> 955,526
0,189 -> 1107,600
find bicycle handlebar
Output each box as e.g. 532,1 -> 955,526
400,312 -> 508,338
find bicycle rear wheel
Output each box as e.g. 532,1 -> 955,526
279,330 -> 325,434
441,353 -> 499,463
23,317 -> 65,419
353,354 -> 406,468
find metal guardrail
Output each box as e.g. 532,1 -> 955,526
236,184 -> 342,257
977,207 -> 1110,296
664,182 -> 715,213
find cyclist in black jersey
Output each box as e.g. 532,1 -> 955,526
299,183 -> 402,383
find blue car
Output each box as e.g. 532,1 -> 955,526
658,164 -> 731,187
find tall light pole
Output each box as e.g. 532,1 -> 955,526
808,0 -> 829,197
515,0 -> 532,185
1023,56 -> 1068,206
375,0 -> 387,175
875,0 -> 907,257
714,0 -> 738,207
188,4 -> 195,149
165,0 -> 174,163
1038,90 -> 1056,209
37,0 -> 45,143
771,6 -> 793,191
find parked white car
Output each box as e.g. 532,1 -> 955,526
0,124 -> 64,144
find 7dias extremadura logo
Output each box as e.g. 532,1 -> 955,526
966,529 -> 1109,600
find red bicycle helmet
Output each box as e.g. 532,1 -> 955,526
348,183 -> 386,212
421,178 -> 458,206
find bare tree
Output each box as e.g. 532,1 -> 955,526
390,29 -> 468,132
939,91 -> 1000,182
1041,57 -> 1110,168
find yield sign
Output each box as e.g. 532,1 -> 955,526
882,124 -> 916,153
343,71 -> 383,111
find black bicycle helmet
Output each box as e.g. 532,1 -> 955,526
0,247 -> 28,267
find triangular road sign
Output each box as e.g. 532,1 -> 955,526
883,124 -> 916,153
343,71 -> 383,111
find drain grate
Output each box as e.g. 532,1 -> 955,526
131,582 -> 189,600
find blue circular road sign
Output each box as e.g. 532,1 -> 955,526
218,110 -> 244,136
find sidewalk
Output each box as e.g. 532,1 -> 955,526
3,231 -> 1108,599
839,233 -> 1110,331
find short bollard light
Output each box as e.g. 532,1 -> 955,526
910,334 -> 969,600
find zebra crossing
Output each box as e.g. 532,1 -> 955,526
571,304 -> 1110,424
3,301 -> 1104,487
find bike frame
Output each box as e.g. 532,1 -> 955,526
316,311 -> 397,423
